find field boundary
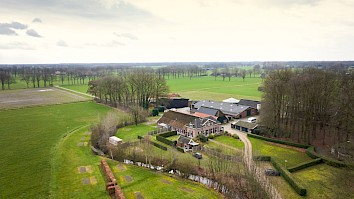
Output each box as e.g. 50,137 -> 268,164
55,85 -> 94,98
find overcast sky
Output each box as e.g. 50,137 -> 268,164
0,0 -> 354,63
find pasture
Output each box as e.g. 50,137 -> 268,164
0,87 -> 89,109
116,123 -> 157,142
0,102 -> 111,198
107,160 -> 222,199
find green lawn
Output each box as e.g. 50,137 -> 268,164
167,134 -> 180,141
249,137 -> 312,168
116,123 -> 157,142
107,160 -> 222,199
166,76 -> 262,101
213,135 -> 244,150
50,126 -> 109,198
61,84 -> 89,94
0,102 -> 111,198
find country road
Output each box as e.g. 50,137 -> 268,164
222,124 -> 283,199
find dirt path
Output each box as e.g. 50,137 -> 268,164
55,86 -> 94,98
222,124 -> 282,199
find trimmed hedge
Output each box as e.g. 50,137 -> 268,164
151,109 -> 159,116
151,141 -> 167,151
177,147 -> 185,153
156,135 -> 176,146
157,106 -> 165,112
306,146 -> 347,167
137,135 -> 144,139
288,158 -> 322,173
247,134 -> 311,149
253,156 -> 271,161
159,131 -> 177,138
271,158 -> 307,196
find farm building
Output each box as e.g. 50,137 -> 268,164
222,98 -> 239,104
109,136 -> 123,146
159,97 -> 189,109
231,120 -> 258,133
191,100 -> 258,120
157,110 -> 223,138
238,99 -> 261,110
194,106 -> 228,123
176,135 -> 199,152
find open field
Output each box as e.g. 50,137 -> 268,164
213,135 -> 244,150
116,123 -> 157,142
0,87 -> 89,109
50,126 -> 109,198
166,76 -> 262,101
61,84 -> 90,94
0,102 -> 111,198
249,137 -> 313,168
107,160 -> 222,199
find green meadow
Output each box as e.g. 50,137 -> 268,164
116,123 -> 157,142
0,102 -> 111,198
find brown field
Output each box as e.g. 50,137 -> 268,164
0,87 -> 89,109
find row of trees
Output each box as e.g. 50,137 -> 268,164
261,68 -> 354,146
87,68 -> 169,108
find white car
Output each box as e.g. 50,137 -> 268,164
248,117 -> 257,123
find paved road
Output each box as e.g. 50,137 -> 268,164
222,124 -> 282,199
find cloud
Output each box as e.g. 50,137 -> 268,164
0,42 -> 34,50
32,18 -> 42,23
0,21 -> 28,29
26,29 -> 42,37
85,40 -> 125,47
114,32 -> 138,40
56,40 -> 68,47
0,27 -> 17,35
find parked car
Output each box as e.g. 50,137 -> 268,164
265,169 -> 281,176
247,117 -> 257,123
193,152 -> 203,159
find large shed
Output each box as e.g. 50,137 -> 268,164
231,120 -> 258,133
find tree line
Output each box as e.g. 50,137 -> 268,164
261,68 -> 354,146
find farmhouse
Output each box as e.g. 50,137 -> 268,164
157,110 -> 223,138
231,120 -> 258,133
192,100 -> 258,120
176,135 -> 199,152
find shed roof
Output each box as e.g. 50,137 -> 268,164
234,120 -> 258,129
238,99 -> 260,109
157,110 -> 199,129
193,100 -> 251,116
223,98 -> 240,103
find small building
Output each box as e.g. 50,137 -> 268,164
109,136 -> 123,146
160,97 -> 189,109
231,120 -> 258,133
177,135 -> 199,152
238,99 -> 261,110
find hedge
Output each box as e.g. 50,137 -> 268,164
288,158 -> 322,173
177,147 -> 185,153
247,134 -> 311,149
157,106 -> 165,112
156,135 -> 176,146
151,141 -> 167,151
159,131 -> 177,138
271,158 -> 307,196
306,146 -> 348,167
151,109 -> 159,116
253,156 -> 271,161
137,135 -> 144,139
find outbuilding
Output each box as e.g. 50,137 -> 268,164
231,120 -> 258,133
109,136 -> 123,146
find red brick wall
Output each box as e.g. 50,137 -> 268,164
101,159 -> 125,199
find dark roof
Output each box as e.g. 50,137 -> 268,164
193,100 -> 251,116
233,120 -> 258,129
178,135 -> 192,144
187,116 -> 219,129
157,110 -> 199,129
238,99 -> 260,109
197,106 -> 219,116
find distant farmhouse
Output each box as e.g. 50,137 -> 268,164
157,110 -> 223,138
191,99 -> 259,121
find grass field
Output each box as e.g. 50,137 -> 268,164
249,137 -> 312,168
116,123 -> 157,142
107,160 -> 222,199
50,126 -> 109,198
0,102 -> 111,198
213,135 -> 244,150
166,76 -> 262,101
61,84 -> 90,94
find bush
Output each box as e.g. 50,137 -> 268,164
247,133 -> 311,149
137,135 -> 144,139
306,146 -> 348,167
151,109 -> 159,116
253,156 -> 271,161
271,158 -> 307,196
177,147 -> 185,153
156,135 -> 176,146
157,106 -> 165,112
197,134 -> 208,143
208,134 -> 215,139
288,158 -> 322,173
151,141 -> 167,151
232,134 -> 239,139
159,131 -> 177,138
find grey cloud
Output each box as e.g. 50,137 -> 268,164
0,21 -> 28,29
32,18 -> 42,23
114,32 -> 138,40
57,40 -> 68,47
26,29 -> 42,37
0,27 -> 17,35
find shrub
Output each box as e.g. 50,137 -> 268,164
271,158 -> 307,196
177,147 -> 185,153
137,135 -> 144,139
253,156 -> 271,161
247,134 -> 311,149
197,134 -> 208,143
208,134 -> 215,139
156,135 -> 176,146
232,134 -> 239,139
151,109 -> 159,116
159,131 -> 177,138
157,106 -> 165,112
288,158 -> 322,173
151,141 -> 167,151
